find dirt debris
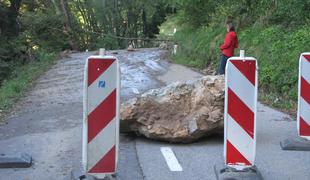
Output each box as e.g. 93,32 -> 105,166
121,75 -> 225,143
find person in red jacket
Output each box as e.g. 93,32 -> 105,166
218,21 -> 238,74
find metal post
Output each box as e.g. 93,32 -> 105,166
99,48 -> 106,56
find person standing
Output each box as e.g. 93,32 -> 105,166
218,21 -> 239,75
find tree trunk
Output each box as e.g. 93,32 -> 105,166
60,0 -> 78,50
1,0 -> 22,37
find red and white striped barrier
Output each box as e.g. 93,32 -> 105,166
224,51 -> 258,170
82,52 -> 120,178
298,53 -> 310,140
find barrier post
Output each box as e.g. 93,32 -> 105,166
214,50 -> 262,180
280,53 -> 310,151
82,49 -> 120,179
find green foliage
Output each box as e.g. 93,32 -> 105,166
238,25 -> 310,102
169,26 -> 223,68
95,36 -> 120,50
0,0 -> 174,64
21,10 -> 71,51
0,51 -> 56,110
0,0 -> 175,112
268,0 -> 310,27
0,35 -> 29,63
70,0 -> 174,49
161,0 -> 310,110
176,0 -> 219,27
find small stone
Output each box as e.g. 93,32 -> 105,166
188,119 -> 198,134
127,45 -> 135,51
159,42 -> 168,49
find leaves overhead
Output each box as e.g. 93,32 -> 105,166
0,0 -> 175,61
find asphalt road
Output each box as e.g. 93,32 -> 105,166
0,48 -> 309,180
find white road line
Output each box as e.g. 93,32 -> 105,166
160,147 -> 183,172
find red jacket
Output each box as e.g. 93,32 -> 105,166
220,31 -> 238,57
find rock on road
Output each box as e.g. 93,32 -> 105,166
0,48 -> 309,180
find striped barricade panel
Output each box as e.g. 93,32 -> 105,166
83,56 -> 120,178
298,53 -> 310,139
224,57 -> 258,169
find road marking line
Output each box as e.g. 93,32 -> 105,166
160,147 -> 183,172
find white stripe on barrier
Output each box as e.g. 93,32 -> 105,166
301,56 -> 310,83
227,114 -> 255,165
228,63 -> 255,111
300,98 -> 310,124
87,62 -> 117,114
87,118 -> 116,170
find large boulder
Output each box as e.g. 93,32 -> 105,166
120,75 -> 225,143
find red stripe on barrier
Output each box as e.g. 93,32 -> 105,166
300,116 -> 310,136
88,145 -> 116,173
228,88 -> 254,138
230,60 -> 256,86
226,140 -> 251,166
88,59 -> 115,86
88,89 -> 116,143
301,77 -> 310,105
303,55 -> 310,63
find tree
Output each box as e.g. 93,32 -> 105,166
0,0 -> 22,37
60,0 -> 79,50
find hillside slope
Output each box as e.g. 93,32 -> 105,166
159,1 -> 310,112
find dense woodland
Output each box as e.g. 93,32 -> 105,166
0,0 -> 175,80
0,0 -> 310,111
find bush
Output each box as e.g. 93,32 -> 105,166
95,35 -> 120,50
0,51 -> 56,110
161,11 -> 310,110
21,11 -> 71,51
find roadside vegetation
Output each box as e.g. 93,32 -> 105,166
0,52 -> 56,111
1,0 -> 309,114
0,0 -> 174,113
159,0 -> 310,113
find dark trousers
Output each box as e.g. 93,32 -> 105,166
218,54 -> 229,75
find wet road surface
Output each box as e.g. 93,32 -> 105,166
0,48 -> 309,180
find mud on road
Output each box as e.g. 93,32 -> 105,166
0,48 -> 309,180
0,48 -> 202,180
